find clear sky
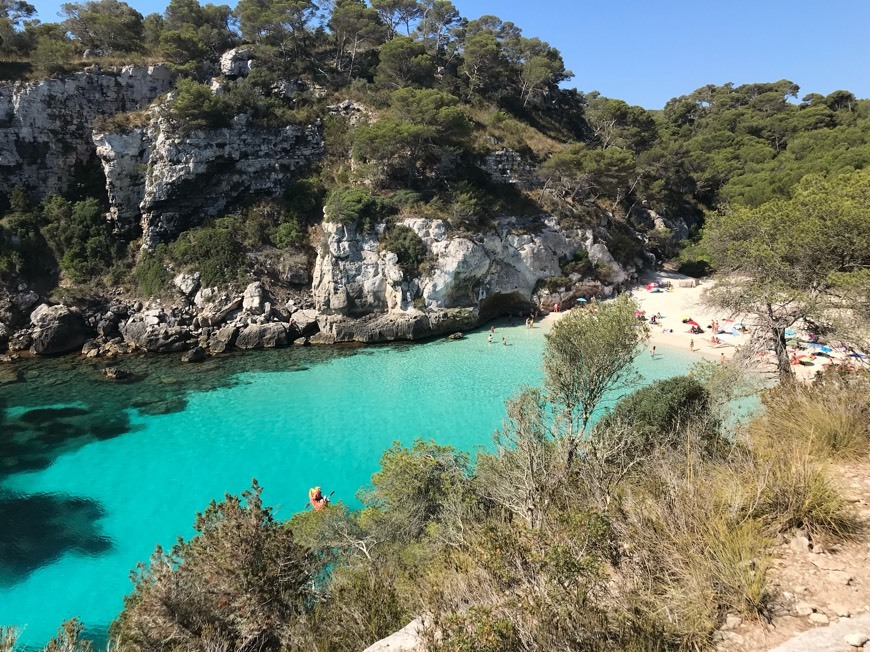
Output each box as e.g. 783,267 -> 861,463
26,0 -> 870,108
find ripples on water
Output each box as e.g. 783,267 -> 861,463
0,320 -> 696,646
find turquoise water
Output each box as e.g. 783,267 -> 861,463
0,319 -> 696,646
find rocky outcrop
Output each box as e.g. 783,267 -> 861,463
0,65 -> 174,203
481,148 -> 539,188
94,112 -> 323,245
311,215 -> 637,342
29,304 -> 92,355
235,322 -> 292,349
220,47 -> 254,78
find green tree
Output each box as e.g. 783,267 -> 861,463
373,35 -> 434,88
370,0 -> 420,37
158,0 -> 235,67
328,0 -> 386,78
415,0 -> 459,55
543,294 -> 649,463
61,0 -> 145,52
540,143 -> 638,207
30,34 -> 76,75
514,36 -> 572,107
353,87 -> 471,185
702,170 -> 870,380
0,0 -> 35,55
113,481 -> 313,651
234,0 -> 316,56
458,30 -> 507,98
358,439 -> 472,542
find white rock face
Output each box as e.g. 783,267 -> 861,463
94,112 -> 323,245
173,272 -> 200,297
0,65 -> 173,201
312,215 -> 617,317
220,47 -> 255,77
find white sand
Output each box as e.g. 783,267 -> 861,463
539,271 -> 862,383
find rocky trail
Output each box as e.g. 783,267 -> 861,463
717,459 -> 870,652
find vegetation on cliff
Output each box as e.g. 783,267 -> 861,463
1,0 -> 869,307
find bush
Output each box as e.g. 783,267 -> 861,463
323,186 -> 394,230
272,218 -> 304,248
379,224 -> 425,278
597,376 -> 721,457
131,249 -> 172,296
41,196 -> 121,283
168,77 -> 230,130
561,248 -> 594,277
113,481 -> 313,650
168,226 -> 245,286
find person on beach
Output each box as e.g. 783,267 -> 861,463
720,352 -> 726,365
689,338 -> 694,353
490,325 -> 494,334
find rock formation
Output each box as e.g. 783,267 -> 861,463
311,214 -> 638,342
0,65 -> 174,202
94,112 -> 324,245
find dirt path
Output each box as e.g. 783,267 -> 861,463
716,459 -> 870,651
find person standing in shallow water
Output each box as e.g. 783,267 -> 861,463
488,333 -> 492,344
502,337 -> 507,346
650,345 -> 656,359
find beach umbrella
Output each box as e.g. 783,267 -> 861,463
646,282 -> 658,290
680,314 -> 690,320
687,319 -> 700,327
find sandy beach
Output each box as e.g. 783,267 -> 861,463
541,271 -> 864,383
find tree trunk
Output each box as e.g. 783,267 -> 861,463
772,325 -> 794,384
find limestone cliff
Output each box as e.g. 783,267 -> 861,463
94,111 -> 323,246
0,65 -> 174,202
311,215 -> 636,342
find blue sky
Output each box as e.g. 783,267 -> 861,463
28,0 -> 870,108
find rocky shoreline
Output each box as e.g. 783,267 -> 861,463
0,212 -> 661,365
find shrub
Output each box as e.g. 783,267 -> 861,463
323,186 -> 394,230
168,226 -> 245,286
272,218 -> 304,248
41,196 -> 121,283
168,77 -> 230,130
561,248 -> 594,277
380,224 -> 425,278
131,249 -> 172,297
597,376 -> 721,457
113,481 -> 313,651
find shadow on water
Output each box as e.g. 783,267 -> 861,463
0,346 -> 361,480
1,406 -> 138,477
0,491 -> 112,587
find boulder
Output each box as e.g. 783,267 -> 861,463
235,322 -> 290,349
102,366 -> 131,381
208,325 -> 238,353
242,281 -> 267,314
173,272 -> 201,297
29,304 -> 91,355
290,309 -> 320,336
220,47 -> 254,77
120,318 -> 192,353
181,346 -> 206,363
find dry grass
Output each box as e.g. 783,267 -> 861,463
466,105 -> 562,160
751,381 -> 870,461
614,455 -> 773,648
